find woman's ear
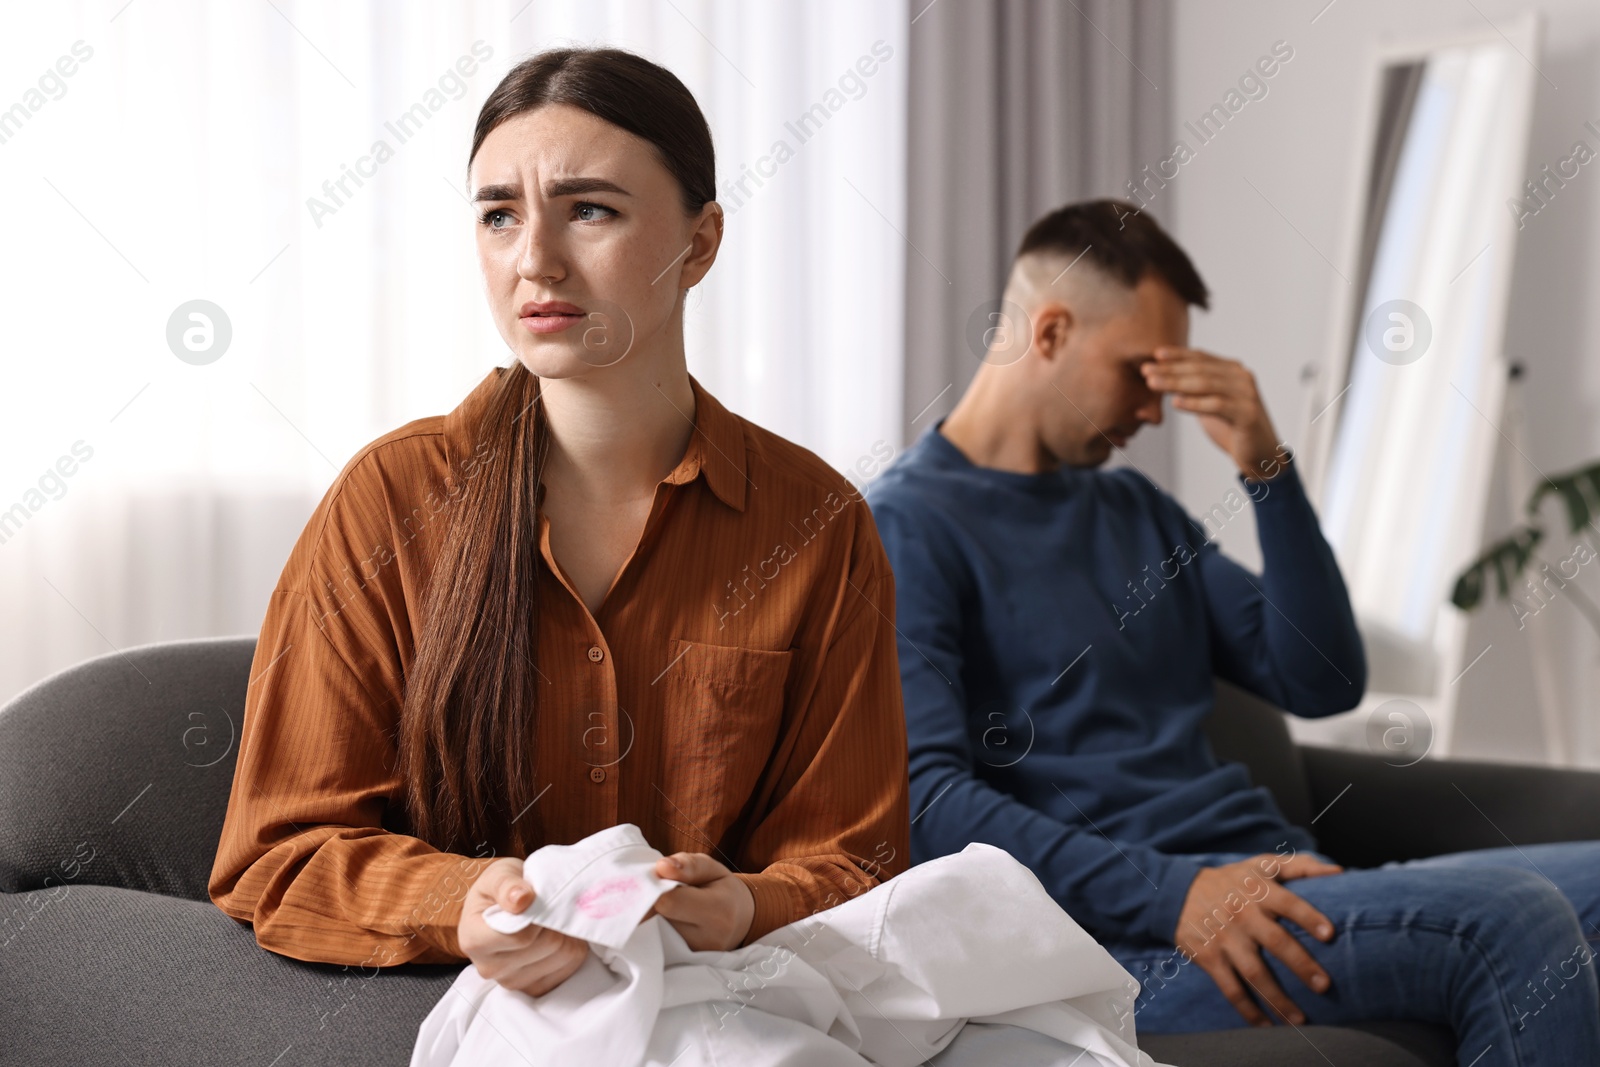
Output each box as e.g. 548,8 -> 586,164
678,202 -> 724,290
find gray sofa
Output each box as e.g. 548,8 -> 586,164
4,637 -> 1600,1066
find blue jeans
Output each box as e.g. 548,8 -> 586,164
1107,842 -> 1600,1066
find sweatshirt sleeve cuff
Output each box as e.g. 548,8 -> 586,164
1238,450 -> 1304,505
1136,855 -> 1205,946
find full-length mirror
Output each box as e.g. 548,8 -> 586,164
1300,16 -> 1541,756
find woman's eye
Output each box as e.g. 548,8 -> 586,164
574,201 -> 617,223
478,208 -> 512,230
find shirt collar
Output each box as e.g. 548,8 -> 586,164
444,366 -> 748,513
668,373 -> 748,512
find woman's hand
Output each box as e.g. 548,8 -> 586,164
458,857 -> 590,997
643,852 -> 755,950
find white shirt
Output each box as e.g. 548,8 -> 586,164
412,824 -> 1173,1067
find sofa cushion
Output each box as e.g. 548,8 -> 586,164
1141,1021 -> 1453,1066
0,884 -> 460,1066
4,884 -> 1453,1067
0,636 -> 253,901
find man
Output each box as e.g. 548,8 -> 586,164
866,199 -> 1600,1061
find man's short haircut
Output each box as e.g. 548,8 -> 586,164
1014,199 -> 1210,310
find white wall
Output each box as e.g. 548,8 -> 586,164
1166,0 -> 1600,763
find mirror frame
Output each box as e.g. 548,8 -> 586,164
1292,12 -> 1542,757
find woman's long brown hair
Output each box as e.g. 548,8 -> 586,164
394,47 -> 716,859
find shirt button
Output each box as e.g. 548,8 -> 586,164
587,645 -> 605,662
589,766 -> 607,783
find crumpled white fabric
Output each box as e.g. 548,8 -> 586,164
480,824 -> 682,948
412,825 -> 1173,1067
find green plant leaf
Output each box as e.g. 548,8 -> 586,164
1527,462 -> 1600,533
1451,525 -> 1543,610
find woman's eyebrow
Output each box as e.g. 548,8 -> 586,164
548,176 -> 632,198
471,177 -> 632,203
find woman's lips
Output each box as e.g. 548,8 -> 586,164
520,312 -> 584,334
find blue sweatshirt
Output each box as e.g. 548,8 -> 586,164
864,420 -> 1366,947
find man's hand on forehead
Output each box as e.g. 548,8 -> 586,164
1141,347 -> 1288,481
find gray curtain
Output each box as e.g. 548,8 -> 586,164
902,0 -> 1174,485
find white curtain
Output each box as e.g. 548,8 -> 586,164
0,0 -> 907,706
900,0 -> 1174,485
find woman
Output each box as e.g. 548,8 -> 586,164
207,47 -> 910,1000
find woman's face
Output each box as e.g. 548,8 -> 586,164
468,102 -> 720,380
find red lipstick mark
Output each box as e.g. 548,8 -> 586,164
576,875 -> 640,919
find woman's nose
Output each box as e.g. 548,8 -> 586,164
517,220 -> 565,283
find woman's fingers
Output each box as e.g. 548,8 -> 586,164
650,865 -> 755,951
473,857 -> 536,915
493,931 -> 589,996
647,853 -> 717,932
650,881 -> 701,921
477,919 -> 565,962
459,859 -> 543,958
655,851 -> 726,886
461,860 -> 594,997
501,878 -> 534,914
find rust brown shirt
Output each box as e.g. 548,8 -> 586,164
207,366 -> 911,967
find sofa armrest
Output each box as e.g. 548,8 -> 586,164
1300,744 -> 1600,868
0,636 -> 256,901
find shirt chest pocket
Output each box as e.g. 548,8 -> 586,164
657,640 -> 795,845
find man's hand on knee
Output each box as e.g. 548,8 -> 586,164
1173,853 -> 1343,1027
